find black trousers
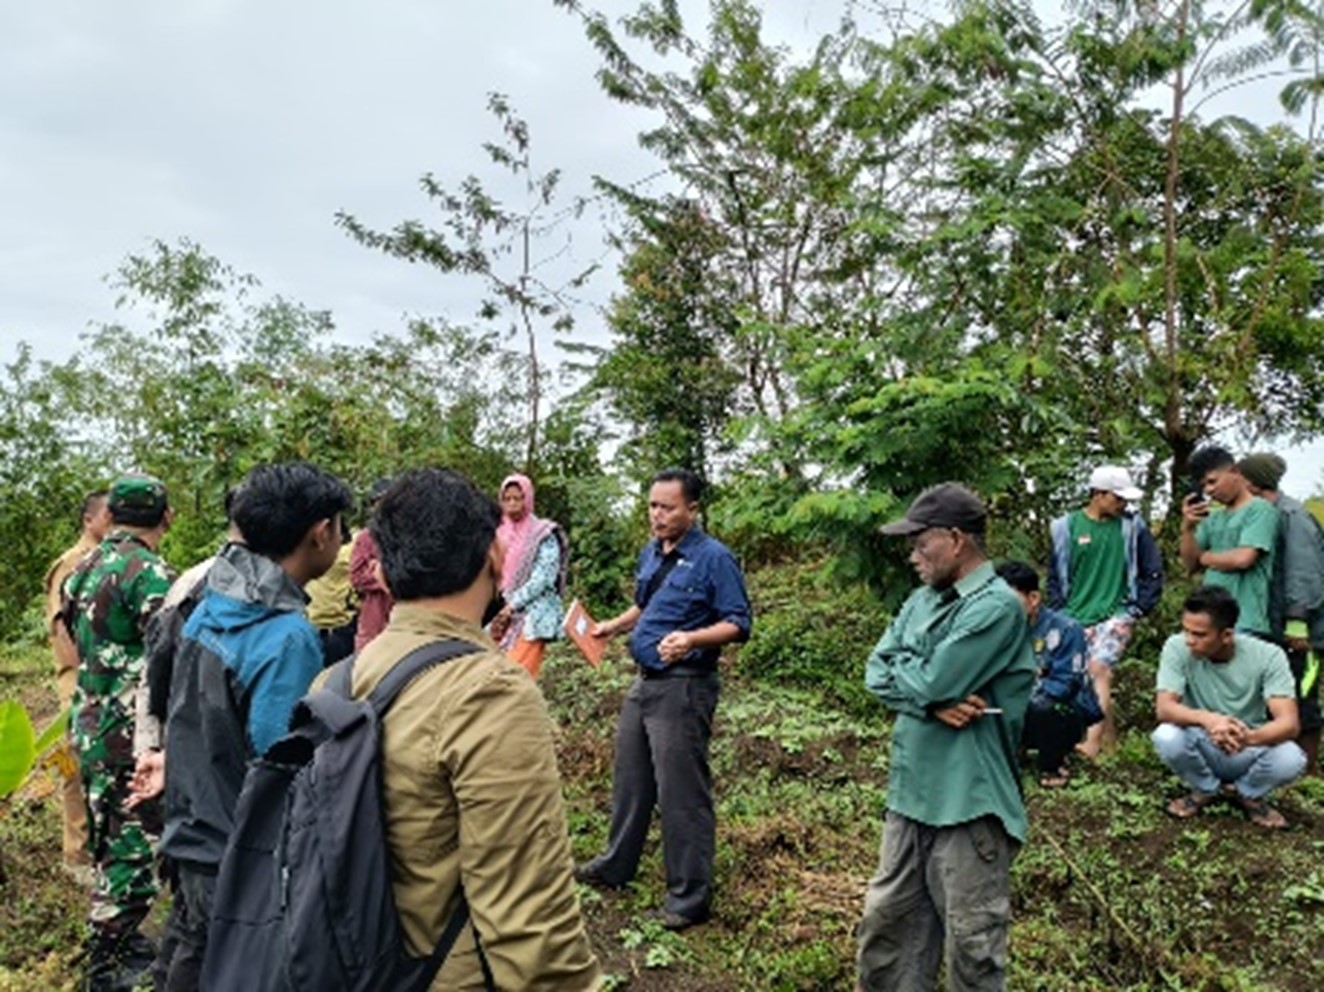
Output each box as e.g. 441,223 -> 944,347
587,672 -> 719,920
151,865 -> 215,992
1022,702 -> 1085,775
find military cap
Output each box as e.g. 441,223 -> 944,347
108,473 -> 169,520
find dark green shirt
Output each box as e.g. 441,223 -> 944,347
1062,510 -> 1127,625
865,562 -> 1035,842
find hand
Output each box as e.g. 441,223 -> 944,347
488,604 -> 515,641
126,750 -> 164,809
933,694 -> 989,729
657,631 -> 694,664
1181,494 -> 1210,528
589,622 -> 614,639
1207,715 -> 1248,754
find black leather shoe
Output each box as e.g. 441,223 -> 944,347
653,908 -> 709,932
573,862 -> 622,890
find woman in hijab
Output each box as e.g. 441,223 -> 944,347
493,474 -> 568,678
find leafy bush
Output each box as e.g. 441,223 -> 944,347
738,559 -> 884,717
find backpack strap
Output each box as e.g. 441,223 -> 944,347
364,638 -> 482,716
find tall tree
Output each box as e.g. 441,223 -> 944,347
337,93 -> 594,470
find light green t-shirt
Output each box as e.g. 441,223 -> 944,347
1155,633 -> 1295,728
1063,510 -> 1127,626
1195,497 -> 1278,635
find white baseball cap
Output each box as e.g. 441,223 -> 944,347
1088,465 -> 1143,501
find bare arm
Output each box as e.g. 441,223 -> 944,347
1244,696 -> 1300,748
1155,690 -> 1244,741
1197,546 -> 1260,572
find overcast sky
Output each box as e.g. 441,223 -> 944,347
1,0 -> 1320,492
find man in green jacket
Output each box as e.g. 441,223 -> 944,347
857,483 -> 1034,992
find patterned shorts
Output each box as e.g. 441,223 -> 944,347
1083,616 -> 1135,669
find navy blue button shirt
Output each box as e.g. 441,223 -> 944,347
628,527 -> 753,672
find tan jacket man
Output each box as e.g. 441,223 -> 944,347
43,489 -> 111,874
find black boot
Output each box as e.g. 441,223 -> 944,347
81,931 -> 157,992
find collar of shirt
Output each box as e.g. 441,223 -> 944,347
647,525 -> 706,562
951,560 -> 997,600
385,602 -> 499,649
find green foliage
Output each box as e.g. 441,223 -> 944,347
0,345 -> 103,632
0,701 -> 35,799
737,559 -> 883,715
336,93 -> 595,469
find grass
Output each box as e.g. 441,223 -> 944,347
3,643 -> 1323,990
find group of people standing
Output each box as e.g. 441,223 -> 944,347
43,463 -> 748,991
858,446 -> 1322,992
37,447 -> 1323,991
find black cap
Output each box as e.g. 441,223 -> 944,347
879,483 -> 987,536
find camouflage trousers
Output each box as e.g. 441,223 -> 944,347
81,751 -> 161,939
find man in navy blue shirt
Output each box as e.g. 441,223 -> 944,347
575,468 -> 752,930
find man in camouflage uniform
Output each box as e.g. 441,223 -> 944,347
63,474 -> 173,992
43,489 -> 112,880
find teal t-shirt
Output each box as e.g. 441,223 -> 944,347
1195,497 -> 1278,634
1063,510 -> 1127,626
1155,633 -> 1295,728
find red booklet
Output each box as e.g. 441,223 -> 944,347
562,599 -> 607,668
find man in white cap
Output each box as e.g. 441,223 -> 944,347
1047,465 -> 1164,756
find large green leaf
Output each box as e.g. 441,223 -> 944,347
33,706 -> 71,759
0,700 -> 37,798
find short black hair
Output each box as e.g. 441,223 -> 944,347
652,468 -> 703,504
222,486 -> 242,522
231,462 -> 352,559
1189,445 -> 1236,484
1182,585 -> 1240,631
80,490 -> 108,524
995,560 -> 1040,595
373,468 -> 501,601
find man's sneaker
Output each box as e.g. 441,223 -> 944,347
573,862 -> 622,890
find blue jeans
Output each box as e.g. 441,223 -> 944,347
1151,723 -> 1305,799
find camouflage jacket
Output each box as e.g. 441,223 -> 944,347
62,530 -> 173,762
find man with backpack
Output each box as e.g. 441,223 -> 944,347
1237,452 -> 1324,775
997,561 -> 1104,787
276,467 -> 599,989
150,462 -> 351,990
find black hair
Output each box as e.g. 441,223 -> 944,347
1188,445 -> 1236,485
652,467 -> 704,504
373,468 -> 501,601
231,462 -> 352,559
995,560 -> 1040,595
1182,585 -> 1240,631
222,486 -> 242,522
80,490 -> 108,524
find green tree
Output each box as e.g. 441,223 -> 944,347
337,93 -> 595,471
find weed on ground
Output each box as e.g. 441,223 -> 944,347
2,643 -> 1322,990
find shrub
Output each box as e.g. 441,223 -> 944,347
738,558 -> 885,717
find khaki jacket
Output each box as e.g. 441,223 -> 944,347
322,604 -> 601,991
44,534 -> 98,681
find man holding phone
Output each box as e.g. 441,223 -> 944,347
1180,445 -> 1279,638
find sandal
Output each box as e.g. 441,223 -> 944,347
1233,794 -> 1287,829
1166,791 -> 1218,819
1039,768 -> 1070,788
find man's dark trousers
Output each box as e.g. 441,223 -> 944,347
587,671 -> 719,921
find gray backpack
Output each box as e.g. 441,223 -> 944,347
202,639 -> 492,992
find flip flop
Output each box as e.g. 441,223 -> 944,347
1166,791 -> 1218,819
